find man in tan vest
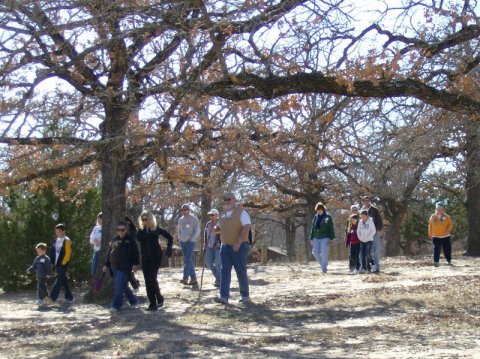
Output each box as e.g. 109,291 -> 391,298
213,191 -> 251,305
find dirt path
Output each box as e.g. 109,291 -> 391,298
1,256 -> 479,358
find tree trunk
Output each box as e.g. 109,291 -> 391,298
384,206 -> 405,257
285,216 -> 296,262
466,120 -> 480,256
84,108 -> 128,302
303,204 -> 315,263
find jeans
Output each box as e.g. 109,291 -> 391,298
112,268 -> 138,310
371,233 -> 382,271
205,246 -> 221,285
142,258 -> 162,306
180,241 -> 197,281
433,236 -> 452,263
50,265 -> 73,302
91,250 -> 100,276
360,241 -> 373,271
312,237 -> 330,273
37,277 -> 48,300
220,242 -> 249,301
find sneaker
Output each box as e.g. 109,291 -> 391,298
239,297 -> 250,304
359,269 -> 366,274
64,298 -> 74,304
179,279 -> 189,285
352,269 -> 359,275
214,297 -> 228,305
447,262 -> 453,266
44,296 -> 54,305
434,262 -> 440,267
146,304 -> 158,311
214,282 -> 220,288
133,287 -> 139,294
188,279 -> 198,286
157,295 -> 164,308
37,299 -> 46,306
371,264 -> 377,273
109,307 -> 119,314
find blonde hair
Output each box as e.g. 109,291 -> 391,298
138,210 -> 157,230
36,243 -> 47,251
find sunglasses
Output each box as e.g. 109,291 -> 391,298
117,228 -> 126,232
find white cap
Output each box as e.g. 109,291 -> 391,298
207,209 -> 219,216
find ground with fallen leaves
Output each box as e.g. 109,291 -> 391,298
1,255 -> 479,358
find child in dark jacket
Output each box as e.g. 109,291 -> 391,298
27,243 -> 54,305
103,220 -> 140,312
344,214 -> 361,274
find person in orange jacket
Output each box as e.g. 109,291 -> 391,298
428,202 -> 453,267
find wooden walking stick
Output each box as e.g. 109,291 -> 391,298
197,249 -> 206,301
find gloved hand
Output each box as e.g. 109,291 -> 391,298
166,246 -> 173,258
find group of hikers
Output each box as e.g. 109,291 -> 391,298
27,193 -> 453,312
27,191 -> 252,311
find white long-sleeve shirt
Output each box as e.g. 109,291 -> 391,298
357,217 -> 376,243
89,225 -> 102,251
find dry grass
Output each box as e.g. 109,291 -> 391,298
1,256 -> 479,358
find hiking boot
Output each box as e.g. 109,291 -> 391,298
188,279 -> 198,286
146,304 -> 158,311
179,279 -> 189,285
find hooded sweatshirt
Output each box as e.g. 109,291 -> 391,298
357,217 -> 376,243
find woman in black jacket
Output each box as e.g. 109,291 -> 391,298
137,211 -> 173,311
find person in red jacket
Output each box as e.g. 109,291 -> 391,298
345,214 -> 361,274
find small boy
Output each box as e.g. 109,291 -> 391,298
27,243 -> 54,305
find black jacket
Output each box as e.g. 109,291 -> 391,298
137,227 -> 173,261
105,235 -> 140,272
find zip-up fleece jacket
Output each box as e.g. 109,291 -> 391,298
105,235 -> 140,272
310,213 -> 335,240
50,236 -> 72,267
28,254 -> 53,279
428,213 -> 453,238
357,217 -> 376,243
